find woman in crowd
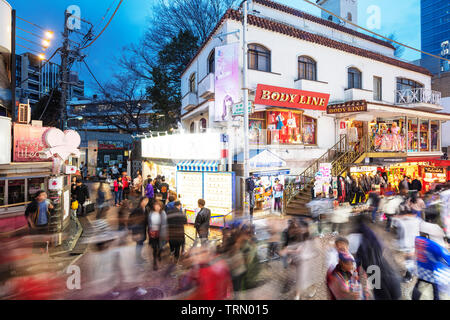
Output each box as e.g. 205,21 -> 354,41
133,170 -> 143,196
128,197 -> 149,264
406,191 -> 426,219
113,177 -> 123,207
147,200 -> 167,270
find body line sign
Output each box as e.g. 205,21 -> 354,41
254,84 -> 330,111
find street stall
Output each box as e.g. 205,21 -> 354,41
234,149 -> 290,217
176,161 -> 235,228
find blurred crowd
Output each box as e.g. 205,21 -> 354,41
0,174 -> 449,300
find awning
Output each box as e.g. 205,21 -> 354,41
176,160 -> 219,172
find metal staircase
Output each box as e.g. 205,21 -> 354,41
284,135 -> 368,216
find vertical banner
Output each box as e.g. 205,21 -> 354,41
214,43 -> 239,122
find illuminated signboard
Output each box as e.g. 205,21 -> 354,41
254,84 -> 330,111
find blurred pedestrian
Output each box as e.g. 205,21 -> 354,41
25,191 -> 53,234
194,199 -> 211,244
166,201 -> 187,262
96,182 -> 110,219
133,171 -> 143,196
145,178 -> 154,203
148,200 -> 168,270
406,191 -> 426,219
327,251 -> 363,300
367,188 -> 381,223
273,178 -> 284,213
128,197 -> 149,264
118,199 -> 131,232
74,178 -> 90,216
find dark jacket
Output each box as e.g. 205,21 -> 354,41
166,207 -> 187,242
74,184 -> 89,204
411,179 -> 422,192
128,207 -> 148,242
194,207 -> 211,238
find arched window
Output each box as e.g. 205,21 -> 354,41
328,15 -> 333,21
396,78 -> 424,103
208,50 -> 215,74
199,118 -> 207,133
347,12 -> 352,21
189,73 -> 196,93
248,44 -> 271,72
348,67 -> 362,89
298,56 -> 317,81
190,122 -> 195,133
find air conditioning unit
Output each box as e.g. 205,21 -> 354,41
17,103 -> 31,124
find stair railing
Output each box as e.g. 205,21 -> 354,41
284,134 -> 348,207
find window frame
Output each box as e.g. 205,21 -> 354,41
373,76 -> 382,101
298,56 -> 317,81
199,118 -> 207,133
248,44 -> 271,72
348,67 -> 362,89
189,73 -> 196,93
189,122 -> 195,133
207,50 -> 215,74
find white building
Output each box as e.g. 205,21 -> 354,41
180,0 -> 450,177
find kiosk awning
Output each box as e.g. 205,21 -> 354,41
176,160 -> 219,172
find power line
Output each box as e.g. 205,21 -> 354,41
82,59 -> 106,92
80,0 -> 124,49
93,0 -> 118,33
302,0 -> 450,63
17,16 -> 47,31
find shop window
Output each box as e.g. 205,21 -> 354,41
298,56 -> 317,81
371,118 -> 406,152
420,120 -> 429,152
28,178 -> 45,201
0,181 -> 4,206
348,67 -> 362,89
8,179 -> 25,205
431,120 -> 440,151
408,118 -> 419,152
373,76 -> 382,101
249,111 -> 267,146
189,73 -> 196,93
199,118 -> 207,133
303,115 -> 317,145
190,122 -> 195,133
248,44 -> 271,72
208,50 -> 215,74
267,110 -> 302,145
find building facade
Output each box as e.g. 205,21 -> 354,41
421,0 -> 450,74
0,0 -> 12,117
176,0 -> 450,214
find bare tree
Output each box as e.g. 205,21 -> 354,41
97,72 -> 151,134
120,0 -> 237,81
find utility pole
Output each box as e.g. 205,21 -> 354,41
59,11 -> 70,130
11,9 -> 16,122
242,0 -> 250,217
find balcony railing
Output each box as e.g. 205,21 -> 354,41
395,88 -> 441,106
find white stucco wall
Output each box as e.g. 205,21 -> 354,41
0,0 -> 11,53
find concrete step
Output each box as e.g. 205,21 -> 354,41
285,208 -> 311,216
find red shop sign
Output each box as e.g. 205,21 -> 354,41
254,84 -> 330,111
13,123 -> 52,162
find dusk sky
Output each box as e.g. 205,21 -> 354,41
9,0 -> 421,96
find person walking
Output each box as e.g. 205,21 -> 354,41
400,176 -> 410,192
166,201 -> 187,262
96,182 -> 110,219
133,171 -> 143,196
367,188 -> 381,223
74,178 -> 90,216
25,190 -> 53,233
111,165 -> 119,179
147,200 -> 167,270
406,191 -> 426,219
121,171 -> 131,200
194,199 -> 211,244
128,197 -> 149,264
272,178 -> 284,213
145,178 -> 154,204
159,176 -> 170,204
113,177 -> 123,207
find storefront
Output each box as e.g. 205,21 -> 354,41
176,164 -> 235,228
333,102 -> 446,155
